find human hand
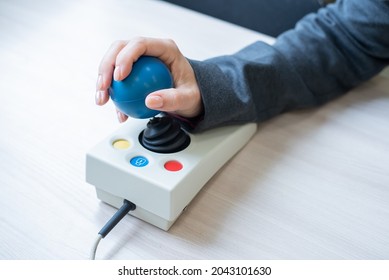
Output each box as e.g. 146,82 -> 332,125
95,37 -> 202,122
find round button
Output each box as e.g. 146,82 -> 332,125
112,139 -> 131,150
164,160 -> 183,172
130,156 -> 149,167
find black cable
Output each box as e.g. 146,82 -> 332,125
90,199 -> 136,260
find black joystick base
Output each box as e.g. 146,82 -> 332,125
139,116 -> 191,153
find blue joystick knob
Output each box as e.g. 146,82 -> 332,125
109,56 -> 173,119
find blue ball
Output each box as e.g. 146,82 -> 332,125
109,56 -> 173,119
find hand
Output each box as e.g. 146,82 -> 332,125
95,37 -> 202,122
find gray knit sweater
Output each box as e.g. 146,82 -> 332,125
187,0 -> 389,132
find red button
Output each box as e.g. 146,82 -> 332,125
164,160 -> 183,172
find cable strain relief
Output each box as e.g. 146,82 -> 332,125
98,199 -> 136,238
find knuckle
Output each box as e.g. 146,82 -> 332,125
164,38 -> 178,50
130,36 -> 148,49
111,39 -> 127,49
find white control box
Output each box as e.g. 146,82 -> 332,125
86,118 -> 257,230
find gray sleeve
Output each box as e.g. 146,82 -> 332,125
187,0 -> 389,132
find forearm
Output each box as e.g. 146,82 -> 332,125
189,0 -> 389,132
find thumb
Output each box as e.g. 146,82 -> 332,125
145,88 -> 196,116
145,88 -> 181,111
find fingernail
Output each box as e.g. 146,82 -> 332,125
147,96 -> 163,108
117,111 -> 126,122
96,74 -> 103,90
113,66 -> 121,81
95,90 -> 103,105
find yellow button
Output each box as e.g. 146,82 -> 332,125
112,139 -> 131,150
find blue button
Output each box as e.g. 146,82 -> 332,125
130,156 -> 149,167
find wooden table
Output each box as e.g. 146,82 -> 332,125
1,0 -> 388,259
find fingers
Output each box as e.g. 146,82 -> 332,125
95,37 -> 202,121
96,40 -> 128,106
113,37 -> 180,80
96,37 -> 179,106
98,40 -> 128,86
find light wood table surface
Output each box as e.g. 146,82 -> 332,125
1,0 -> 388,260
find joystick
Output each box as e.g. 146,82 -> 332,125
86,55 -> 257,231
139,116 -> 190,153
109,56 -> 189,153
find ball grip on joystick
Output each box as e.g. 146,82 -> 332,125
109,56 -> 173,119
